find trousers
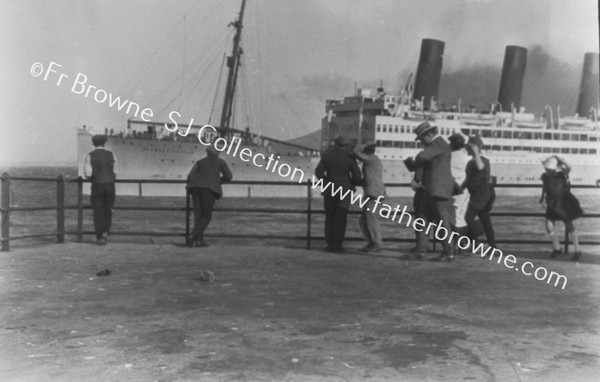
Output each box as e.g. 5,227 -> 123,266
465,191 -> 496,247
359,198 -> 383,247
413,189 -> 430,251
190,188 -> 217,242
323,193 -> 351,250
417,194 -> 453,255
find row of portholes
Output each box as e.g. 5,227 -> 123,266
376,124 -> 457,136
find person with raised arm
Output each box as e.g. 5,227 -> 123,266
539,156 -> 583,260
462,136 -> 497,250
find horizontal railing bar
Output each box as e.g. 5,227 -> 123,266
68,231 -> 306,240
6,177 -> 59,182
7,206 -> 59,212
3,233 -> 57,241
204,208 -> 309,214
491,212 -> 600,218
55,177 -> 600,189
7,205 -> 600,218
68,230 -> 184,237
112,206 -> 187,211
280,237 -> 600,245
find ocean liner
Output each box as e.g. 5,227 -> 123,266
322,41 -> 600,195
78,3 -> 600,197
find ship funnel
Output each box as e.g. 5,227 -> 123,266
576,52 -> 600,117
413,38 -> 445,110
497,46 -> 527,112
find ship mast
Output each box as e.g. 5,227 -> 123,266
218,0 -> 247,139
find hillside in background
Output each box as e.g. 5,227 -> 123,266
287,129 -> 322,151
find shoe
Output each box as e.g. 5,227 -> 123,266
399,252 -> 425,261
331,247 -> 346,253
458,249 -> 471,257
572,251 -> 582,261
411,252 -> 425,260
408,247 -> 428,256
361,244 -> 383,253
196,241 -> 210,248
187,235 -> 198,248
550,248 -> 562,258
361,243 -> 375,252
370,245 -> 383,253
96,237 -> 107,246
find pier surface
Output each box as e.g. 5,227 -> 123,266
1,242 -> 599,381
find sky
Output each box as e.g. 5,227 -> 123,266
1,0 -> 599,166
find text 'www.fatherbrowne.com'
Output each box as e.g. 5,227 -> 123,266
309,176 -> 568,290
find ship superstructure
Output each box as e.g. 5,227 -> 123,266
322,39 -> 600,188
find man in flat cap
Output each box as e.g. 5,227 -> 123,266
410,122 -> 455,261
84,134 -> 117,245
186,144 -> 232,247
315,135 -> 362,252
353,140 -> 385,252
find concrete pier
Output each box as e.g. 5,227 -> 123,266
1,242 -> 599,381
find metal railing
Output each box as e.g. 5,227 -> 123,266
1,172 -> 599,252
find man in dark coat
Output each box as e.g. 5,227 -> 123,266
315,136 -> 362,252
463,136 -> 497,249
411,122 -> 455,261
84,134 -> 117,245
186,145 -> 233,247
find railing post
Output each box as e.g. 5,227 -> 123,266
138,182 -> 142,197
564,229 -> 569,255
56,175 -> 65,243
77,177 -> 83,242
306,182 -> 312,249
1,173 -> 10,251
185,189 -> 191,246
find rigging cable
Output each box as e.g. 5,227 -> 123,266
153,31 -> 230,119
91,1 -> 229,130
243,34 -> 313,139
208,53 -> 227,125
180,15 -> 186,111
237,52 -> 253,133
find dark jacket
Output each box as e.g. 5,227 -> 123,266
541,171 -> 583,221
186,156 -> 233,199
315,147 -> 362,193
89,149 -> 116,184
413,136 -> 454,199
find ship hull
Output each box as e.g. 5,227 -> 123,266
78,128 -> 599,198
78,129 -> 319,197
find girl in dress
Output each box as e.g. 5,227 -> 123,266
539,156 -> 583,260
